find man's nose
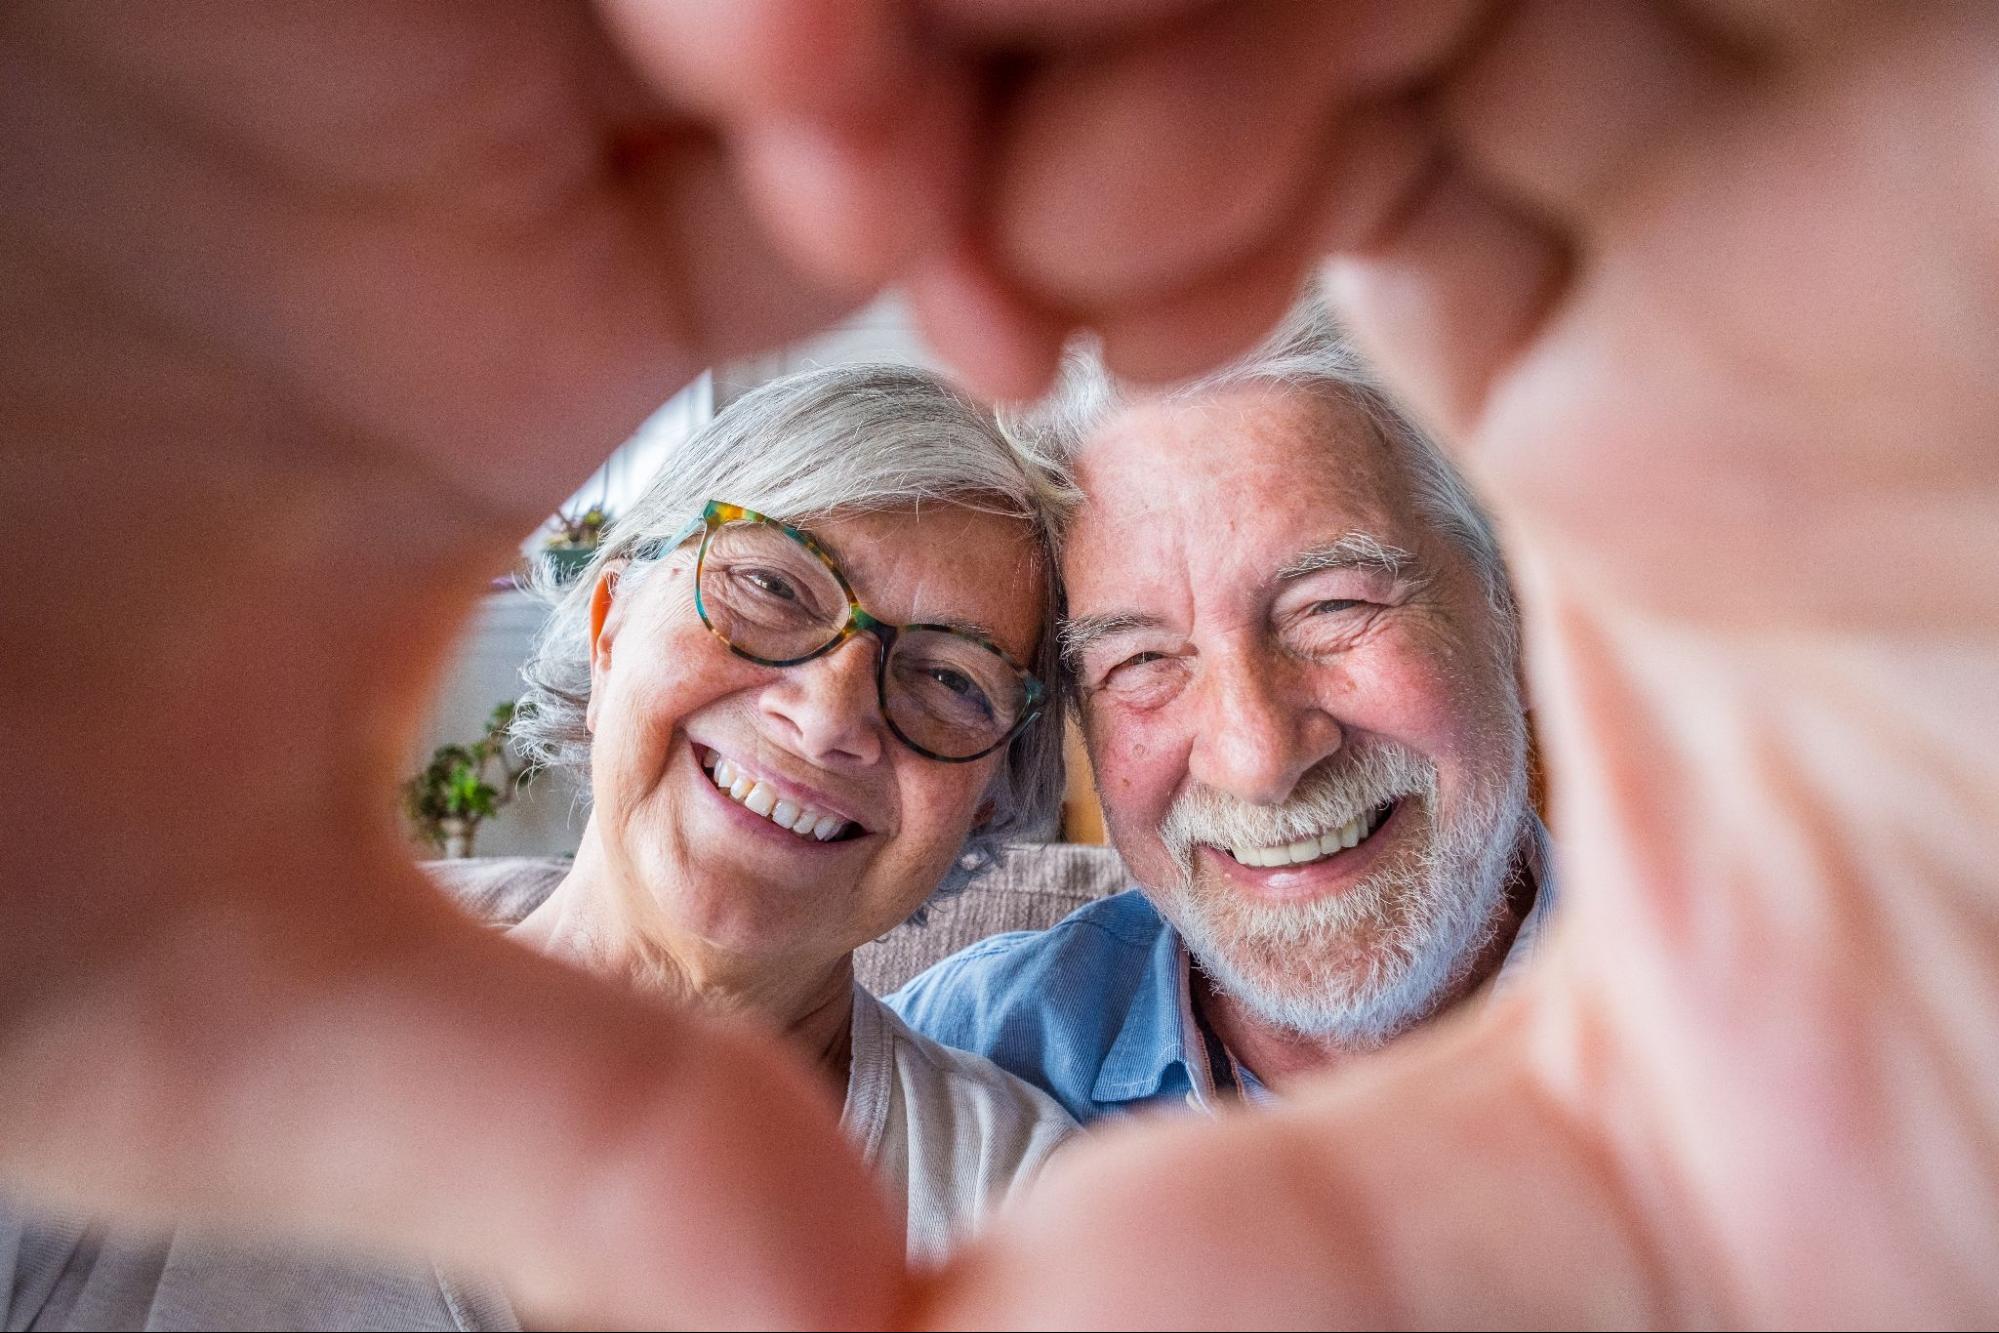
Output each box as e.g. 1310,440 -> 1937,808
757,635 -> 885,768
1184,648 -> 1341,807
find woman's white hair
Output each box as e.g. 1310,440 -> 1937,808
515,363 -> 1077,898
1003,286 -> 1519,671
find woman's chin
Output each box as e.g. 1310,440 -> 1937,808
647,882 -> 825,956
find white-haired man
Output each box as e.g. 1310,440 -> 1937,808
891,304 -> 1551,1119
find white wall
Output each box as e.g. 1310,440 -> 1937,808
715,294 -> 932,405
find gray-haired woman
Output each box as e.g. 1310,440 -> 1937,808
508,363 -> 1080,1250
0,365 -> 1077,1331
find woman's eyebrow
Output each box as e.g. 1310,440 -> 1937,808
1058,611 -> 1166,672
918,614 -> 1003,642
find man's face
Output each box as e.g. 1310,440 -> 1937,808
1063,384 -> 1531,1043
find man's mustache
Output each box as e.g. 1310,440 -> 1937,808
1157,744 -> 1436,874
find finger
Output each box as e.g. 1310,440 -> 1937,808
1316,99 -> 1443,255
729,61 -> 975,287
596,0 -> 913,126
1088,198 -> 1325,385
1086,101 -> 1441,384
1439,0 -> 1748,225
599,0 -> 962,286
917,0 -> 1212,43
906,241 -> 1070,403
1676,0 -> 1874,54
1323,163 -> 1571,440
1,873 -> 907,1330
613,124 -> 868,366
987,0 -> 1485,307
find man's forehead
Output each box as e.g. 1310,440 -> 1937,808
1064,384 -> 1406,587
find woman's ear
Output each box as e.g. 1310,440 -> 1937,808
585,560 -> 631,734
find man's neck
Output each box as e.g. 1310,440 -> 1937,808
1195,860 -> 1534,1091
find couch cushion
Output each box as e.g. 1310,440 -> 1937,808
421,842 -> 1129,994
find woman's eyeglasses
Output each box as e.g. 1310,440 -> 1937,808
634,502 -> 1045,763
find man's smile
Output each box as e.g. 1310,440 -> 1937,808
1214,797 -> 1398,869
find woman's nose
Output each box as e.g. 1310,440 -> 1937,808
756,635 -> 885,767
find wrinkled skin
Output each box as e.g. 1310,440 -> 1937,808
2,1 -> 1996,1328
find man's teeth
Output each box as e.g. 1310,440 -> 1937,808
703,753 -> 851,842
1226,805 -> 1388,868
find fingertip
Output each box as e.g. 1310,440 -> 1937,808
599,0 -> 915,125
734,119 -> 954,289
907,247 -> 1069,404
1092,249 -> 1316,387
727,33 -> 978,291
1320,165 -> 1571,441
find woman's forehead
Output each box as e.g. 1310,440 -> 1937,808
809,506 -> 1046,652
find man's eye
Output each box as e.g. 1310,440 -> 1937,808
1094,651 -> 1179,703
1311,599 -> 1367,615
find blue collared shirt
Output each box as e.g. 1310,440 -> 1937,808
887,820 -> 1558,1124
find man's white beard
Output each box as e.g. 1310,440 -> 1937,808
1154,733 -> 1530,1047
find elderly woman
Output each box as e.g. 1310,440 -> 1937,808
0,365 -> 1077,1331
507,363 -> 1078,1250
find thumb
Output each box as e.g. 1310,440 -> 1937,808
2,869 -> 907,1330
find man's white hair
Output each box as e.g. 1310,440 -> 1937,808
1003,284 -> 1519,669
1003,284 -> 1534,1043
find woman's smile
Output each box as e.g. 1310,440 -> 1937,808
691,742 -> 871,846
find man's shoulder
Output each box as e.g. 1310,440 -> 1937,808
889,888 -> 1171,1015
867,994 -> 1078,1145
884,889 -> 1182,1123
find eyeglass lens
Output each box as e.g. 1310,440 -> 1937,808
697,519 -> 1029,759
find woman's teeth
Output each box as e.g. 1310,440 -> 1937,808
703,753 -> 851,842
1226,803 -> 1391,869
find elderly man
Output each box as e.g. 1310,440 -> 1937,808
889,301 -> 1549,1118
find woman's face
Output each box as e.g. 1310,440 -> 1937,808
585,504 -> 1046,970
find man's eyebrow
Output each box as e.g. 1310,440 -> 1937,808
1274,533 -> 1420,582
1058,611 -> 1166,671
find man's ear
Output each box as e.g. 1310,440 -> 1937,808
585,560 -> 631,735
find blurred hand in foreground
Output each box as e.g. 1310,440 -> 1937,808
897,2 -> 1999,1326
0,1 -> 951,1325
3,0 -> 1996,1327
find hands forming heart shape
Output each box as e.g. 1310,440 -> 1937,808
3,1 -> 1996,1326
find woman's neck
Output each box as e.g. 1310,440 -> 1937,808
512,833 -> 856,1096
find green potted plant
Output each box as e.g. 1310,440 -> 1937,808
404,702 -> 537,858
543,503 -> 611,583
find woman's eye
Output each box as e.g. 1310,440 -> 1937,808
927,667 -> 977,698
745,569 -> 799,600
